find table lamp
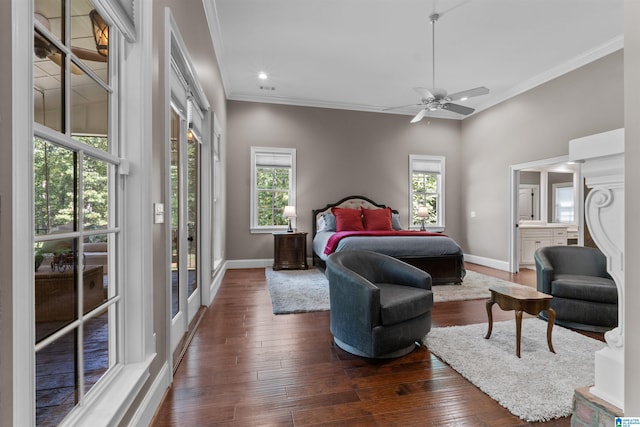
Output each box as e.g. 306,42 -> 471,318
283,205 -> 297,232
417,206 -> 429,231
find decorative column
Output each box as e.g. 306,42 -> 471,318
569,128 -> 625,411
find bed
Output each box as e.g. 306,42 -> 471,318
312,195 -> 465,284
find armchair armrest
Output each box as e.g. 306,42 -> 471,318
326,263 -> 380,330
374,256 -> 432,291
534,249 -> 554,294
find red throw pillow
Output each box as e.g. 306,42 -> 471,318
361,207 -> 393,231
331,207 -> 364,231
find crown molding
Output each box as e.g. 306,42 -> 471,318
203,0 -> 229,99
227,92 -> 460,120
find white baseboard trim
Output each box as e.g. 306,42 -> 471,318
127,361 -> 171,427
226,258 -> 272,269
225,256 -> 514,272
207,261 -> 228,306
464,253 -> 510,272
225,257 -> 317,270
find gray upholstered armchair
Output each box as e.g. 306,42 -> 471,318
534,245 -> 617,333
325,250 -> 433,358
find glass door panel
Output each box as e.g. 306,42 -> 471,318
186,132 -> 200,324
187,134 -> 199,299
170,108 -> 180,318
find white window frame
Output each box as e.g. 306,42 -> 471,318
211,113 -> 224,271
11,0 -> 155,425
250,147 -> 297,233
409,154 -> 446,231
552,181 -> 575,224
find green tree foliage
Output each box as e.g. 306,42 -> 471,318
34,136 -> 109,235
256,167 -> 289,226
411,172 -> 438,226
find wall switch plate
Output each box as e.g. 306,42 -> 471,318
154,202 -> 164,224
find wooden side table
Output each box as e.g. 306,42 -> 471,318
484,284 -> 556,358
273,231 -> 308,270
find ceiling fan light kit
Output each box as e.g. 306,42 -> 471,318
90,9 -> 109,57
387,11 -> 489,122
34,10 -> 108,73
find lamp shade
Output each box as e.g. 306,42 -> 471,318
417,206 -> 430,218
283,205 -> 297,218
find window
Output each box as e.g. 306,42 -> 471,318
212,115 -> 223,270
250,147 -> 296,233
27,0 -> 154,425
409,155 -> 445,230
552,182 -> 575,223
33,1 -> 119,424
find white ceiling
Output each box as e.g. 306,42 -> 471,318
206,0 -> 624,120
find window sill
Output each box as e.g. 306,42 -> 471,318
251,226 -> 290,234
60,354 -> 155,427
411,226 -> 445,233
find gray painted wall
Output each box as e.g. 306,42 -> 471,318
459,50 -> 624,262
123,0 -> 228,423
226,102 -> 462,260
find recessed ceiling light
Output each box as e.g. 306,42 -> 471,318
258,72 -> 268,80
460,96 -> 469,101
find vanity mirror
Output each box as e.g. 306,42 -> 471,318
518,165 -> 578,225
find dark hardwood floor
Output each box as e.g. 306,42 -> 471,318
150,264 -> 603,426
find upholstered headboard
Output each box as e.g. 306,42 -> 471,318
311,195 -> 396,237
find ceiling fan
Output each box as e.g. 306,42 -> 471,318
34,12 -> 107,74
388,13 -> 489,122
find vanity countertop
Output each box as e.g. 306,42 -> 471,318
519,222 -> 573,229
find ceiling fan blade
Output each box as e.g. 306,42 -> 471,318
48,52 -> 84,75
410,109 -> 428,123
71,46 -> 107,63
448,86 -> 489,102
382,103 -> 422,112
442,102 -> 475,116
413,87 -> 435,100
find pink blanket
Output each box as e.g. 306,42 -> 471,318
323,230 -> 444,255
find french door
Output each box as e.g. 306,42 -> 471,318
170,105 -> 201,353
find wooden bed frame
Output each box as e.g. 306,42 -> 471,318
311,195 -> 464,284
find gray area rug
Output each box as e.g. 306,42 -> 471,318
423,319 -> 604,422
265,267 -> 530,314
265,267 -> 331,314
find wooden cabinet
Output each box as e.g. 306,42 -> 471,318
273,231 -> 308,270
519,226 -> 568,266
567,229 -> 579,245
35,266 -> 105,322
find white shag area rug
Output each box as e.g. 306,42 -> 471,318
433,269 -> 530,302
265,267 -> 530,314
423,318 -> 605,422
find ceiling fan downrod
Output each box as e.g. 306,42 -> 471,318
430,13 -> 439,90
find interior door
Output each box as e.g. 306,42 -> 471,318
519,185 -> 539,221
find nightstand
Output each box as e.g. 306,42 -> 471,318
272,231 -> 308,270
